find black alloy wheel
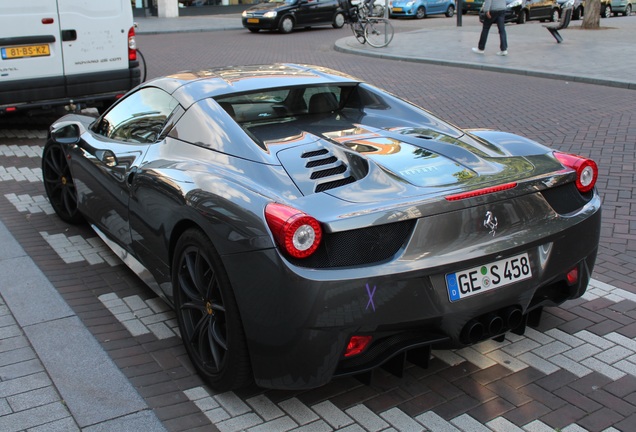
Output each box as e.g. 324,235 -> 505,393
42,142 -> 83,224
173,228 -> 252,391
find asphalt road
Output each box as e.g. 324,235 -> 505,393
1,16 -> 635,432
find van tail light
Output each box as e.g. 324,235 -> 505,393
265,203 -> 322,259
128,26 -> 137,61
554,152 -> 598,193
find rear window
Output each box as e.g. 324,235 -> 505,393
215,85 -> 345,123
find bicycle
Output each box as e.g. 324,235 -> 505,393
345,2 -> 394,48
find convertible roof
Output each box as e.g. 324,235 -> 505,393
144,63 -> 360,108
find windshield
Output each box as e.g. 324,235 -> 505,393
268,0 -> 297,4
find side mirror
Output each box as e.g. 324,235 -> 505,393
51,123 -> 83,145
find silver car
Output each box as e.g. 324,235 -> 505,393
42,64 -> 602,391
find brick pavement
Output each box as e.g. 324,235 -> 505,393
1,25 -> 635,429
0,294 -> 81,432
1,123 -> 635,431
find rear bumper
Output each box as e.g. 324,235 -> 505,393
224,192 -> 602,389
0,65 -> 141,114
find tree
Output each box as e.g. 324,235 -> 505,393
581,0 -> 601,29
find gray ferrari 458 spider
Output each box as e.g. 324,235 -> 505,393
42,64 -> 601,391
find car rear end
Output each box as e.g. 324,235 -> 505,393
222,119 -> 601,389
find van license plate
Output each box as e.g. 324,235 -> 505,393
1,44 -> 50,59
445,252 -> 532,302
247,18 -> 259,23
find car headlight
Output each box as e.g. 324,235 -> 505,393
242,10 -> 248,17
406,1 -> 414,6
507,0 -> 522,8
264,11 -> 277,18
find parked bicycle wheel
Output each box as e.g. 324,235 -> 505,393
364,18 -> 394,48
351,20 -> 366,44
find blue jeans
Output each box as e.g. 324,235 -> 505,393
478,10 -> 508,52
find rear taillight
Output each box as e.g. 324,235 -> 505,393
128,26 -> 137,61
265,203 -> 322,259
554,152 -> 598,193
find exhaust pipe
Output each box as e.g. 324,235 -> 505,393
462,320 -> 484,344
504,307 -> 523,329
486,314 -> 504,336
461,306 -> 525,345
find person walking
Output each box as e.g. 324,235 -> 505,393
472,0 -> 508,56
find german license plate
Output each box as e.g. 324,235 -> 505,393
392,7 -> 403,12
247,18 -> 259,23
1,44 -> 50,59
446,252 -> 532,302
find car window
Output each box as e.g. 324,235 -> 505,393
216,86 -> 343,122
93,87 -> 180,144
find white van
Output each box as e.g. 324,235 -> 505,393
0,0 -> 141,115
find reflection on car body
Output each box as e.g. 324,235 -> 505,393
42,64 -> 601,391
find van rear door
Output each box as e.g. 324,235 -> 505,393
56,0 -> 132,76
0,0 -> 64,83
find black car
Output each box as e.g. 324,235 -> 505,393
506,0 -> 560,23
242,0 -> 346,33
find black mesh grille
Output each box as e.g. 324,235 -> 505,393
311,165 -> 347,179
302,149 -> 329,158
288,219 -> 416,268
306,156 -> 338,167
315,176 -> 356,193
540,182 -> 592,214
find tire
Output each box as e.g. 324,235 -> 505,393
351,21 -> 366,44
279,15 -> 294,33
248,28 -> 259,33
333,11 -> 345,28
572,6 -> 581,19
601,5 -> 611,18
172,228 -> 252,391
372,5 -> 384,16
364,18 -> 394,47
445,5 -> 455,17
415,6 -> 426,19
516,9 -> 526,24
624,4 -> 631,16
42,142 -> 83,224
551,8 -> 559,22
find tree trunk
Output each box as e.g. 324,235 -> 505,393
581,0 -> 601,28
